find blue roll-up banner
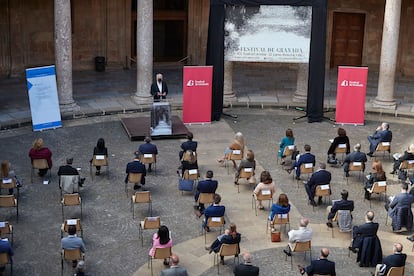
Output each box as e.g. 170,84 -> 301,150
26,65 -> 62,131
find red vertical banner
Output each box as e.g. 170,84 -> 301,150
183,66 -> 213,124
335,66 -> 368,125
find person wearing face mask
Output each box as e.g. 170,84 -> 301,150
150,73 -> 168,102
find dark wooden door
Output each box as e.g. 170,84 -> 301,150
330,12 -> 365,68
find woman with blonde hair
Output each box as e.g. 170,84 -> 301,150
0,160 -> 20,194
179,150 -> 198,177
253,171 -> 276,210
217,132 -> 245,168
206,223 -> 241,264
364,160 -> 386,200
28,138 -> 52,177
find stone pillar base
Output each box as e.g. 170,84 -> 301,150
132,95 -> 153,106
60,102 -> 80,113
292,94 -> 307,103
372,98 -> 397,110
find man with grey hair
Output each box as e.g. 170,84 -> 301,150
374,243 -> 406,276
367,122 -> 392,157
233,252 -> 259,276
343,143 -> 367,177
151,73 -> 168,101
283,218 -> 312,256
159,254 -> 188,276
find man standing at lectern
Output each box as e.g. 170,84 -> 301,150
150,73 -> 168,101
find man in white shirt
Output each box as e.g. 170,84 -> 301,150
283,218 -> 313,256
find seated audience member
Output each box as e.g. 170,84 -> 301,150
298,248 -> 336,276
217,132 -> 245,169
343,143 -> 367,177
304,163 -> 331,207
194,170 -> 218,212
235,149 -> 256,184
386,182 -> 414,232
0,160 -> 21,195
367,122 -> 392,157
350,211 -> 379,251
195,193 -> 225,232
278,128 -> 295,165
364,160 -> 386,200
28,137 -> 52,177
149,225 -> 172,266
205,223 -> 241,265
374,243 -> 406,276
58,157 -> 85,191
326,189 -> 354,228
179,150 -> 198,177
159,253 -> 188,276
61,225 -> 86,268
327,127 -> 350,165
0,237 -> 14,274
92,138 -> 108,176
233,252 -> 259,276
390,144 -> 414,175
253,171 -> 276,210
269,193 -> 291,222
74,260 -> 86,276
286,144 -> 315,180
179,132 -> 197,160
125,152 -> 146,190
283,218 -> 312,257
138,136 -> 158,172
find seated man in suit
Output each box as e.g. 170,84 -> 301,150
283,218 -> 312,256
61,225 -> 86,268
390,144 -> 414,174
58,157 -> 85,192
298,248 -> 336,276
179,132 -> 198,160
125,152 -> 146,190
326,189 -> 354,228
374,243 -> 406,276
343,143 -> 367,177
194,170 -> 218,212
159,254 -> 188,276
138,136 -> 158,172
286,144 -> 316,180
196,193 -> 225,232
233,252 -> 259,276
386,182 -> 414,231
349,211 -> 379,252
304,163 -> 331,206
367,122 -> 392,157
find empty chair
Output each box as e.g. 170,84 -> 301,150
148,247 -> 172,276
139,217 -> 161,247
125,172 -> 143,196
61,248 -> 84,276
61,219 -> 83,238
285,240 -> 312,269
0,195 -> 18,223
131,191 -> 152,219
61,193 -> 82,220
214,243 -> 240,274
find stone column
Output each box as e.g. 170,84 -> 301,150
55,0 -> 77,111
133,0 -> 153,104
223,61 -> 236,105
293,63 -> 308,102
373,0 -> 401,109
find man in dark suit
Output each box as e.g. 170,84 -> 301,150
298,248 -> 336,276
287,144 -> 316,180
194,170 -> 218,211
198,193 -> 225,231
374,243 -> 406,276
150,73 -> 168,101
125,153 -> 146,190
179,132 -> 198,160
138,136 -> 158,172
57,157 -> 85,188
326,189 -> 354,228
386,183 -> 414,231
304,163 -> 331,206
350,211 -> 379,251
391,144 -> 414,174
343,143 -> 367,176
159,254 -> 188,276
367,122 -> 392,156
233,252 -> 259,276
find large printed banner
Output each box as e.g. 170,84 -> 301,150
183,66 -> 213,124
26,65 -> 62,131
335,66 -> 368,125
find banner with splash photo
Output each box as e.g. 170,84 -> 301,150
224,5 -> 312,63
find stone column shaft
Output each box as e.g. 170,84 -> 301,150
374,0 -> 401,108
223,61 -> 236,104
134,0 -> 153,103
293,63 -> 308,102
55,0 -> 76,109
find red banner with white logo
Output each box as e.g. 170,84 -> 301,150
183,66 -> 213,124
335,66 -> 368,125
